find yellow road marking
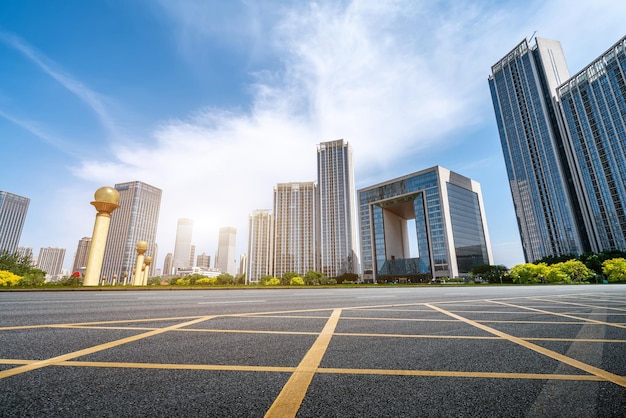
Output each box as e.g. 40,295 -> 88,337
0,315 -> 217,380
529,297 -> 626,312
426,304 -> 626,388
490,300 -> 626,329
265,309 -> 342,418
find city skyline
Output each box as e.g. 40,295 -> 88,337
2,1 -> 625,271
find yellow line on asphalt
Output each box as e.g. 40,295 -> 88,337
0,315 -> 217,380
265,309 -> 342,418
60,360 -> 296,373
529,297 -> 626,312
490,300 -> 626,329
0,316 -> 204,331
317,368 -> 604,381
426,304 -> 626,388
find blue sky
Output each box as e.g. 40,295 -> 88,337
2,0 -> 625,272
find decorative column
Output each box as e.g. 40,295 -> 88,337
142,256 -> 153,286
132,241 -> 148,286
84,187 -> 120,286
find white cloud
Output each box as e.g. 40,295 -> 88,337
67,0 -> 626,266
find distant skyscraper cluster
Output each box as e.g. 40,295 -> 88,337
489,35 -> 626,262
246,139 -> 358,282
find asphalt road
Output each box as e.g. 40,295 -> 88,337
1,285 -> 625,417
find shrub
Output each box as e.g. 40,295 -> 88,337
176,278 -> 190,286
264,278 -> 281,286
196,277 -> 217,286
0,270 -> 21,286
289,276 -> 305,285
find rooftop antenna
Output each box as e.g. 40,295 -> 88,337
529,30 -> 537,43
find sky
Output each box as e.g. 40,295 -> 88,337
1,0 -> 625,273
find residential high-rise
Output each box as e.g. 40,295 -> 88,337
163,252 -> 173,276
172,218 -> 193,273
246,209 -> 273,283
16,247 -> 33,262
71,237 -> 91,275
189,245 -> 196,268
37,247 -> 66,281
489,38 -> 585,262
100,181 -> 162,283
490,35 -> 626,261
0,191 -> 30,254
196,252 -> 211,269
273,182 -> 318,277
215,227 -> 237,275
317,139 -> 358,277
358,166 -> 493,282
557,36 -> 626,253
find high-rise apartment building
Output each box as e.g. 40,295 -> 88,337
196,252 -> 211,269
72,237 -> 91,275
215,227 -> 237,275
246,209 -> 273,283
489,35 -> 626,261
100,181 -> 162,283
0,191 -> 30,254
358,166 -> 493,282
37,247 -> 66,281
172,218 -> 193,273
16,247 -> 33,262
317,139 -> 358,277
273,182 -> 318,277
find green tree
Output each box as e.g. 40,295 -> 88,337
304,270 -> 325,285
259,275 -> 273,285
551,260 -> 593,283
18,269 -> 46,286
0,250 -> 36,276
602,258 -> 626,282
470,264 -> 509,283
281,271 -> 299,285
509,263 -> 550,284
217,273 -> 234,285
147,276 -> 163,285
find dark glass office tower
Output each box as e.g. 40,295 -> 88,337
489,38 -> 585,262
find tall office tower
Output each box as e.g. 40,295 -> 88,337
557,36 -> 626,253
273,182 -> 318,278
317,139 -> 358,277
215,227 -> 237,275
358,166 -> 493,282
36,247 -> 66,281
172,218 -> 193,273
246,209 -> 273,283
0,191 -> 30,254
238,253 -> 247,277
163,252 -> 173,276
100,181 -> 162,283
197,253 -> 211,269
71,237 -> 92,275
489,38 -> 585,262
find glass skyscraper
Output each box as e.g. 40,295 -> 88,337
489,38 -> 585,262
317,139 -> 357,277
557,36 -> 626,253
490,35 -> 626,261
0,191 -> 30,254
358,166 -> 492,282
172,218 -> 193,273
101,181 -> 162,283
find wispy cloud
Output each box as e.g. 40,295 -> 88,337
69,0 -> 626,260
0,32 -> 119,139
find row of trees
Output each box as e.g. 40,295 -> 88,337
470,250 -> 626,284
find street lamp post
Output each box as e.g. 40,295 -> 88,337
84,187 -> 120,286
